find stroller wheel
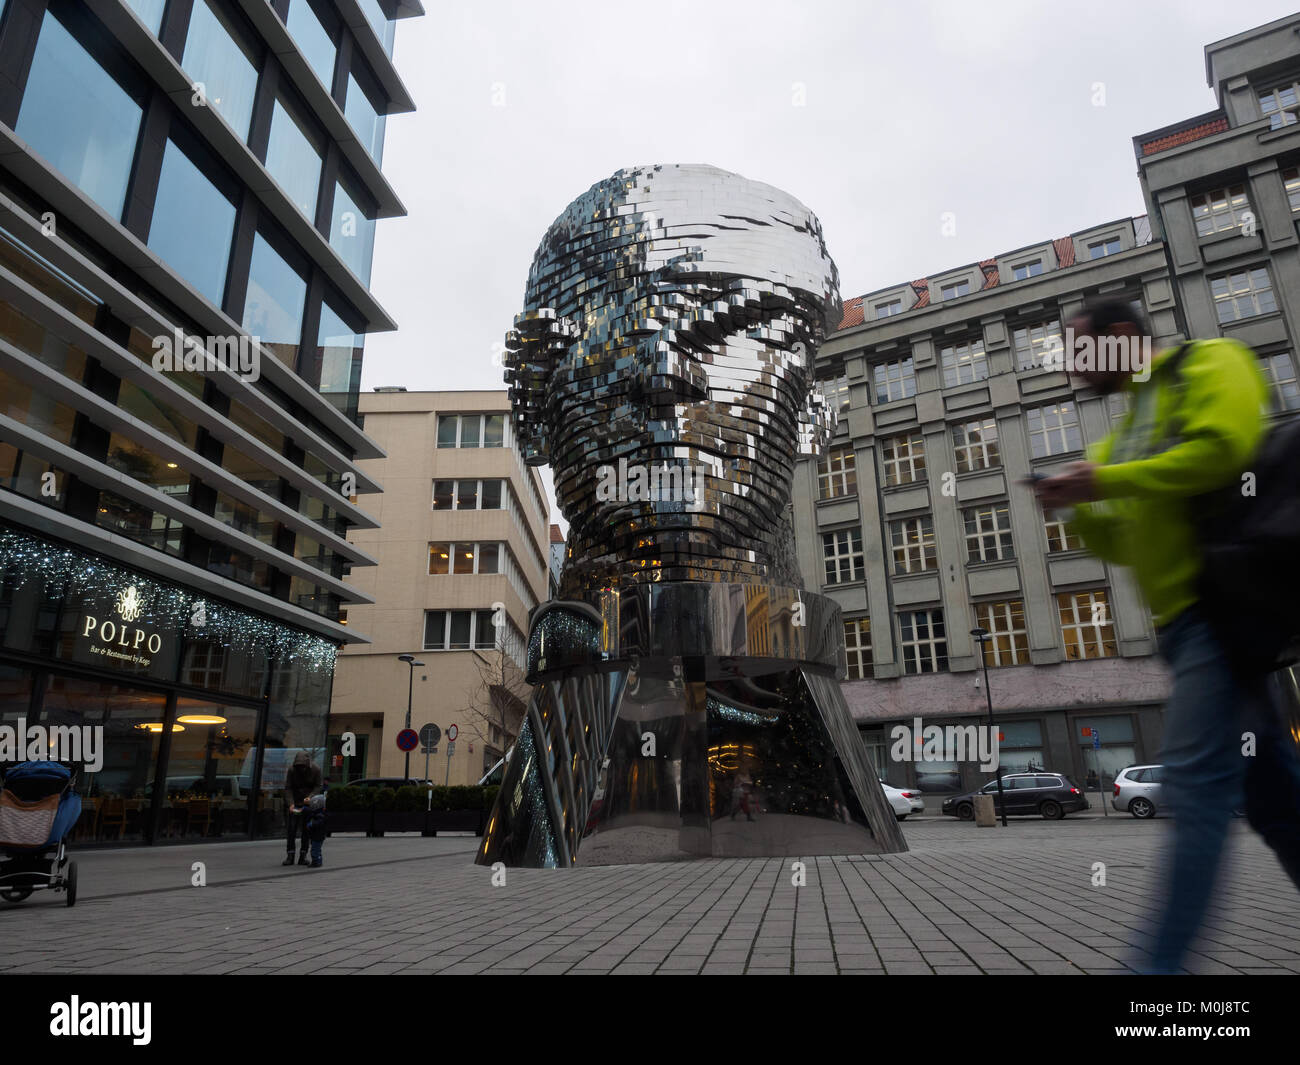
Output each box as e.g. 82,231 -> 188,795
1,887 -> 33,903
65,862 -> 77,907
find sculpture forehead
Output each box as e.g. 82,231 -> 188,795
525,164 -> 840,311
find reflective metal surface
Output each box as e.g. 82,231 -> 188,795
480,165 -> 907,866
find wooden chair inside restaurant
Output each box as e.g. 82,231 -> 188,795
186,799 -> 213,837
100,796 -> 127,840
75,796 -> 99,841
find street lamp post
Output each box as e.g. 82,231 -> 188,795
398,654 -> 425,780
970,627 -> 1008,827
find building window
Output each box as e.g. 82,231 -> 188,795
817,373 -> 851,414
1012,260 -> 1043,281
437,413 -> 506,448
880,432 -> 926,487
875,299 -> 902,319
183,0 -> 260,141
963,503 -> 1014,563
125,0 -> 166,33
873,356 -> 916,404
16,9 -> 144,220
817,447 -> 856,499
1026,400 -> 1082,458
974,600 -> 1029,666
940,340 -> 989,388
429,542 -> 502,575
1259,85 -> 1299,129
898,609 -> 947,674
147,138 -> 236,306
330,172 -> 377,284
1012,320 -> 1064,371
996,720 -> 1045,774
316,301 -> 363,414
1261,352 -> 1300,412
424,609 -> 499,651
1057,589 -> 1117,660
265,92 -> 323,220
889,516 -> 937,575
1043,507 -> 1082,553
432,479 -> 505,511
844,617 -> 873,680
1210,267 -> 1277,323
1106,391 -> 1132,423
1190,184 -> 1252,236
1283,167 -> 1300,212
345,69 -> 388,165
285,0 -> 337,90
1087,237 -> 1121,259
952,416 -> 999,472
243,233 -> 307,369
822,528 -> 865,585
940,279 -> 970,300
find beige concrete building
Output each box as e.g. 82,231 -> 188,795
329,389 -> 549,786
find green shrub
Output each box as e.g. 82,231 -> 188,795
483,785 -> 500,810
325,786 -> 366,812
394,785 -> 425,812
371,786 -> 397,812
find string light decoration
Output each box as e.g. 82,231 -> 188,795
0,526 -> 339,673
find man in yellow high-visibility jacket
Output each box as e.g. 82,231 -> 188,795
1037,298 -> 1300,974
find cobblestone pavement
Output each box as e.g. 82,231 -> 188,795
2,817 -> 1296,975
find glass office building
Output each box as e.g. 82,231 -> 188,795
0,0 -> 421,841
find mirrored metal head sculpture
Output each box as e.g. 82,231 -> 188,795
504,164 -> 842,596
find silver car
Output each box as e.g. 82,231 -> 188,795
1113,764 -> 1165,818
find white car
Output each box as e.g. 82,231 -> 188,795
881,783 -> 924,820
1113,764 -> 1165,818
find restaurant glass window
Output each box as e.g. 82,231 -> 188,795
39,675 -> 166,842
994,720 -> 1043,774
162,701 -> 260,839
1074,715 -> 1137,790
259,660 -> 332,836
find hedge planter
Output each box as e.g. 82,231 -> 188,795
326,812 -> 371,834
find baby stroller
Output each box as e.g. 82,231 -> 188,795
0,760 -> 81,907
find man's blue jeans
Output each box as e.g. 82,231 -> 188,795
1148,607 -> 1300,973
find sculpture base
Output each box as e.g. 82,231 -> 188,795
476,585 -> 907,867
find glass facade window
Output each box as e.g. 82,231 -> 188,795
105,431 -> 192,503
329,176 -> 377,284
183,0 -> 259,141
816,373 -> 850,414
266,95 -> 323,220
1259,85 -> 1299,129
963,503 -> 1014,563
1261,351 -> 1300,412
148,139 -> 236,306
0,366 -> 78,445
243,233 -> 307,370
125,0 -> 166,33
1190,184 -> 1252,236
345,71 -> 387,164
315,301 -> 364,416
1283,167 -> 1300,212
889,516 -> 937,575
880,432 -> 925,487
358,0 -> 396,54
16,11 -> 143,219
286,0 -> 336,90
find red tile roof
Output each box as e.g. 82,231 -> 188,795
1140,116 -> 1229,156
910,279 -> 930,309
549,523 -> 564,544
837,295 -> 864,331
1053,236 -> 1076,269
979,258 -> 999,290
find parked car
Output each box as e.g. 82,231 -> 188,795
348,778 -> 434,789
1113,764 -> 1165,818
941,772 -> 1088,820
881,783 -> 924,820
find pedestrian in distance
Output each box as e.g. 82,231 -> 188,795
282,752 -> 322,867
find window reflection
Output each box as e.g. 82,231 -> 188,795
266,95 -> 323,220
148,139 -> 236,306
16,9 -> 143,218
285,0 -> 336,89
329,176 -> 377,284
182,0 -> 259,139
316,301 -> 363,417
345,71 -> 386,164
242,234 -> 307,369
124,0 -> 166,33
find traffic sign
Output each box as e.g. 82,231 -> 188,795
1092,732 -> 1102,750
396,728 -> 419,752
446,723 -> 459,742
419,723 -> 441,749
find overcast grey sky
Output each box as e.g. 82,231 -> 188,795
359,0 -> 1298,518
